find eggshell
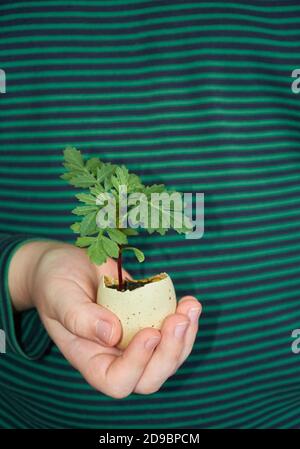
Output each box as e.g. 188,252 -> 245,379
97,272 -> 177,349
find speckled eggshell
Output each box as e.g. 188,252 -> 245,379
97,273 -> 177,350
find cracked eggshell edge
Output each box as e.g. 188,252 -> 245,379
97,273 -> 177,350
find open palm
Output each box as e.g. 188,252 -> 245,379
31,243 -> 201,398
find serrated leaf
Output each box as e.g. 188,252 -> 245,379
122,228 -> 139,236
90,184 -> 105,196
70,222 -> 81,234
69,172 -> 96,188
86,157 -> 101,174
127,173 -> 144,193
104,176 -> 112,191
101,236 -> 119,258
63,163 -> 84,174
63,147 -> 84,170
144,184 -> 166,195
146,192 -> 187,234
111,165 -> 130,192
87,239 -> 107,265
75,236 -> 96,247
116,166 -> 129,184
75,193 -> 96,205
63,148 -> 191,254
106,228 -> 128,245
97,164 -> 115,183
111,175 -> 120,192
72,205 -> 98,216
60,172 -> 73,181
80,211 -> 98,236
124,246 -> 145,263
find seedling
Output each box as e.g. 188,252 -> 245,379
61,147 -> 192,291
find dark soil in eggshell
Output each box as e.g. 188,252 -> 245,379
105,273 -> 168,292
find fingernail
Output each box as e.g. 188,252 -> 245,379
188,307 -> 201,323
96,320 -> 113,344
144,336 -> 160,350
174,322 -> 189,339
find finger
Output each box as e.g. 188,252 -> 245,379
48,319 -> 161,399
134,313 -> 190,395
100,328 -> 161,398
49,281 -> 122,346
175,296 -> 202,366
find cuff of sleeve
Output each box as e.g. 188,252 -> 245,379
0,235 -> 52,360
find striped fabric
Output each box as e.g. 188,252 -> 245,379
1,0 -> 300,429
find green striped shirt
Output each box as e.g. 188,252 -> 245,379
1,0 -> 300,429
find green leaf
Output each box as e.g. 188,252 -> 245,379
104,176 -> 112,191
69,172 -> 96,188
97,164 -> 115,183
88,239 -> 107,265
75,193 -> 96,205
116,166 -> 129,184
80,211 -> 98,236
70,222 -> 81,234
127,173 -> 144,193
146,222 -> 168,236
63,146 -> 84,170
112,171 -> 144,194
124,246 -> 145,263
122,228 -> 139,236
106,228 -> 128,245
62,147 -> 191,256
72,205 -> 98,216
111,175 -> 120,192
60,172 -> 73,181
90,184 -> 105,197
75,236 -> 96,247
101,236 -> 119,258
145,191 -> 187,235
111,165 -> 130,191
86,157 -> 101,174
144,184 -> 166,195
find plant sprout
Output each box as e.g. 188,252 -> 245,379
61,147 -> 192,291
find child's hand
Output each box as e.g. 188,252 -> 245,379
9,241 -> 201,398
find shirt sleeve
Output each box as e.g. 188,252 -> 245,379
0,234 -> 52,360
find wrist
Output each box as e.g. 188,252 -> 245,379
8,240 -> 62,312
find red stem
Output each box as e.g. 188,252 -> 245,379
117,246 -> 123,291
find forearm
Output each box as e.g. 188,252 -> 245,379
8,240 -> 61,312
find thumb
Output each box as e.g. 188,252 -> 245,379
53,285 -> 122,346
